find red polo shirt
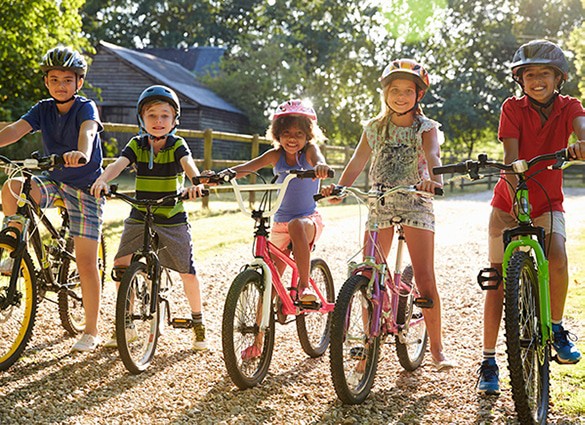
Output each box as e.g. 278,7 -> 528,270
491,94 -> 585,217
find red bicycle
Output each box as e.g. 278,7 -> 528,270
220,169 -> 335,389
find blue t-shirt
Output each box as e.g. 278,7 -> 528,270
273,149 -> 319,222
21,96 -> 103,189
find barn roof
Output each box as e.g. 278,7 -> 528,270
99,41 -> 242,114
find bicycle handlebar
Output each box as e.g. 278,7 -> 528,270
314,184 -> 443,202
0,152 -> 86,172
108,184 -> 209,206
432,148 -> 574,180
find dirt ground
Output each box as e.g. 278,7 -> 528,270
1,188 -> 584,424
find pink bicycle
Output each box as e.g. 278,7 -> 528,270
220,169 -> 335,389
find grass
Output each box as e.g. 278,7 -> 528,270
550,225 -> 585,417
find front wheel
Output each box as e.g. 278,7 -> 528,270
0,236 -> 38,371
395,264 -> 428,371
116,262 -> 160,374
505,251 -> 549,425
296,258 -> 335,357
58,235 -> 107,335
329,275 -> 380,405
222,269 -> 275,389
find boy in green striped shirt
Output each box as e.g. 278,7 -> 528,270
91,85 -> 208,350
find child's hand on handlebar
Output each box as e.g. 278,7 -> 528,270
314,164 -> 332,180
90,178 -> 109,198
320,183 -> 344,204
415,179 -> 442,194
567,141 -> 585,160
63,151 -> 87,167
182,183 -> 206,200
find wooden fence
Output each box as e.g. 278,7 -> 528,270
2,122 -> 584,206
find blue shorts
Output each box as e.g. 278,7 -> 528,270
38,177 -> 104,241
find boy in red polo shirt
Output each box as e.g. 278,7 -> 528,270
478,40 -> 585,394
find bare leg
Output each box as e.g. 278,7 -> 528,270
73,237 -> 101,337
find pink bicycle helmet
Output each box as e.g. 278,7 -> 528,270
272,99 -> 317,121
379,59 -> 430,92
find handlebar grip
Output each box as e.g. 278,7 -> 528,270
432,163 -> 467,175
313,194 -> 325,201
294,169 -> 335,179
434,187 -> 444,196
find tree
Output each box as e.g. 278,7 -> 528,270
0,0 -> 91,121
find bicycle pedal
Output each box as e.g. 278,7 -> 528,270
349,346 -> 366,361
297,300 -> 321,310
477,267 -> 502,290
551,354 -> 580,365
170,318 -> 194,329
413,297 -> 434,309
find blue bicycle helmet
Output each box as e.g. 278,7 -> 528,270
136,85 -> 181,121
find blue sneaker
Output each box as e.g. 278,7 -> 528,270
552,324 -> 582,364
477,359 -> 500,395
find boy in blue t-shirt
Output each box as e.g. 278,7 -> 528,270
0,46 -> 105,352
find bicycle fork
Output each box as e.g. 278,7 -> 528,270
248,258 -> 273,331
502,238 -> 552,346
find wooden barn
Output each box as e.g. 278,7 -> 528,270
85,41 -> 249,140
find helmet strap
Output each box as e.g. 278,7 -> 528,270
525,92 -> 558,122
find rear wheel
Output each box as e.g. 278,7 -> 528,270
505,251 -> 549,425
116,262 -> 160,374
58,235 -> 106,335
222,269 -> 275,389
296,258 -> 334,357
0,235 -> 37,371
395,264 -> 428,371
329,275 -> 380,404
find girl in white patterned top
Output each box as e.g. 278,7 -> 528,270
322,59 -> 454,370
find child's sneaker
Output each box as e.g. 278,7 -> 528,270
192,323 -> 208,351
0,257 -> 14,275
552,324 -> 582,364
477,358 -> 500,395
103,326 -> 138,348
71,333 -> 101,352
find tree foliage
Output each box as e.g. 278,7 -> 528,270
0,0 -> 91,121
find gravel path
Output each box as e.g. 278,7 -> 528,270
1,189 -> 585,424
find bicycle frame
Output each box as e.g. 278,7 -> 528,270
345,188 -> 422,339
501,181 -> 552,346
229,173 -> 335,331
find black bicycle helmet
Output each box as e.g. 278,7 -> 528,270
40,46 -> 88,78
511,40 -> 569,86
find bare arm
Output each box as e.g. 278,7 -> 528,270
419,127 -> 443,193
337,132 -> 372,187
305,143 -> 331,179
502,137 -> 520,210
0,119 -> 33,148
568,116 -> 585,160
63,120 -> 99,167
229,149 -> 279,178
180,155 -> 207,200
90,156 -> 131,197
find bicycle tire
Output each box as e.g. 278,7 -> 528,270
329,275 -> 381,404
296,258 -> 335,357
0,235 -> 38,371
505,251 -> 550,425
58,235 -> 107,335
222,269 -> 275,389
116,262 -> 160,374
395,264 -> 428,371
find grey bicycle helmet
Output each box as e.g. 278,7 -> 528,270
511,40 -> 569,85
40,46 -> 88,77
137,85 -> 181,119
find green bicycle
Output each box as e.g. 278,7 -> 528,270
434,148 -> 581,425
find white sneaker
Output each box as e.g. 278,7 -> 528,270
71,333 -> 101,352
0,257 -> 14,275
104,327 -> 138,348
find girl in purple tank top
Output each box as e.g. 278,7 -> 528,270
229,99 -> 332,303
